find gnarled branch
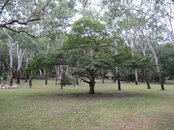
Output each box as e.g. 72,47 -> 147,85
81,79 -> 90,84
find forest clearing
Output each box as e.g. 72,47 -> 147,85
0,80 -> 174,130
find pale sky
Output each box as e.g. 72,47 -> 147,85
73,0 -> 142,22
90,0 -> 142,5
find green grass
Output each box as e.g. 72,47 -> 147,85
0,80 -> 174,130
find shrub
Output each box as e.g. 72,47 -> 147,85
2,72 -> 8,81
61,75 -> 74,85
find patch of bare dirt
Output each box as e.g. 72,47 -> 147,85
0,84 -> 17,89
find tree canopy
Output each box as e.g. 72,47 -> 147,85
0,0 -> 174,93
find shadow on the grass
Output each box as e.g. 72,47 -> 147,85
33,91 -> 161,100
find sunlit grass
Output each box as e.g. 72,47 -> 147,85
0,80 -> 174,130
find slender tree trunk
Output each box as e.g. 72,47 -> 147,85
16,70 -> 20,84
142,70 -> 151,89
60,78 -> 63,89
76,75 -> 79,86
101,68 -> 104,84
73,67 -> 76,87
45,69 -> 48,85
157,66 -> 165,90
9,68 -> 13,86
135,69 -> 138,85
16,44 -> 25,85
60,68 -> 65,89
4,29 -> 16,86
29,75 -> 32,88
9,54 -> 13,87
73,74 -> 79,87
60,73 -> 63,89
25,73 -> 28,83
55,73 -> 58,86
25,58 -> 29,83
39,69 -> 43,79
73,77 -> 76,87
55,66 -> 59,86
117,71 -> 121,90
159,72 -> 165,90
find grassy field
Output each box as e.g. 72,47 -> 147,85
0,80 -> 174,130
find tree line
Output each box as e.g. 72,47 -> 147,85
0,0 -> 174,94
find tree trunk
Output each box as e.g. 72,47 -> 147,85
25,58 -> 29,83
135,69 -> 138,85
142,70 -> 151,89
39,69 -> 43,79
56,73 -> 58,86
73,67 -> 76,87
60,69 -> 65,89
25,74 -> 28,83
117,71 -> 121,90
4,29 -> 15,87
81,69 -> 96,94
60,78 -> 64,89
16,44 -> 25,84
159,72 -> 165,90
101,68 -> 104,84
29,75 -> 32,88
76,75 -> 79,86
45,69 -> 48,85
16,70 -> 20,84
55,66 -> 58,86
73,77 -> 75,87
9,68 -> 13,86
102,75 -> 104,84
89,81 -> 95,94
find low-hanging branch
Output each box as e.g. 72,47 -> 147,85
0,19 -> 42,38
0,18 -> 41,27
0,0 -> 10,14
81,79 -> 90,84
0,0 -> 52,38
4,26 -> 51,38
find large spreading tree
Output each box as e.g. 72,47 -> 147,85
63,18 -> 111,94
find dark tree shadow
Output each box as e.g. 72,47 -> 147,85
30,91 -> 161,101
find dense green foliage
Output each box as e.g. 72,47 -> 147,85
159,44 -> 174,78
0,0 -> 174,90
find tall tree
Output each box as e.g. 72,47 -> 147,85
3,29 -> 17,86
16,44 -> 25,84
63,18 -> 110,94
